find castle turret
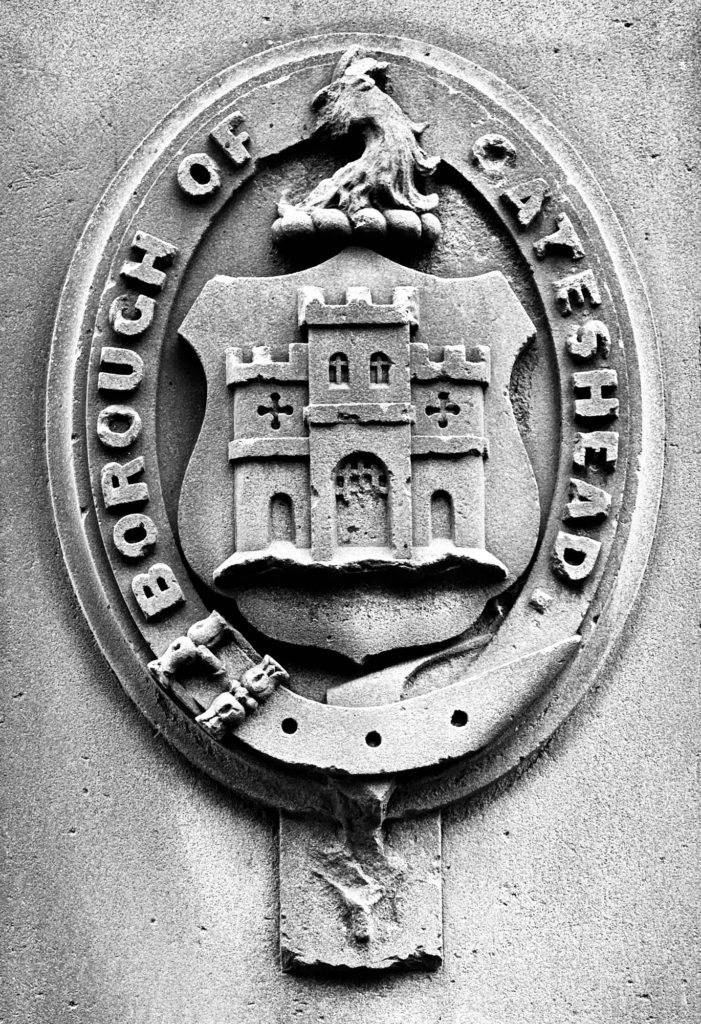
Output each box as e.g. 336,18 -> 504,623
226,342 -> 310,555
409,341 -> 491,553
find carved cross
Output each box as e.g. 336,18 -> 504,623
426,390 -> 460,428
257,391 -> 293,430
370,351 -> 392,384
329,351 -> 349,384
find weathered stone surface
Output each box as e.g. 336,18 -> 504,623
279,792 -> 442,972
2,5 -> 699,1024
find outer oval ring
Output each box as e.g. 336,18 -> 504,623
47,33 -> 664,816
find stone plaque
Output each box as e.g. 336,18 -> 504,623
40,27 -> 673,991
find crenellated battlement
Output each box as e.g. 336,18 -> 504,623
410,342 -> 490,384
226,342 -> 309,384
298,285 -> 419,329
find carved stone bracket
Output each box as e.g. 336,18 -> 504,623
280,786 -> 442,973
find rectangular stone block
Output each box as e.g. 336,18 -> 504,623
279,809 -> 442,972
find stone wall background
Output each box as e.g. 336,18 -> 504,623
1,2 -> 699,1021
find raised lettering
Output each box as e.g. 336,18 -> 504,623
97,405 -> 142,448
120,231 -> 177,291
132,563 -> 185,619
566,319 -> 611,361
573,369 -> 619,419
98,347 -> 144,393
553,269 -> 602,315
101,456 -> 149,508
113,513 -> 158,559
177,152 -> 222,198
564,478 -> 611,521
573,431 -> 619,470
499,177 -> 550,227
533,213 -> 585,260
109,293 -> 156,337
210,111 -> 251,165
552,531 -> 601,583
471,134 -> 516,177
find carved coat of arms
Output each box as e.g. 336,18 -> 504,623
48,37 -> 662,972
179,254 -> 538,664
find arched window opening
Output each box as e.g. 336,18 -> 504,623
335,454 -> 389,547
369,351 -> 392,385
328,352 -> 349,385
431,490 -> 454,541
269,493 -> 296,544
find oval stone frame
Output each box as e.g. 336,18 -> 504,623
47,34 -> 663,819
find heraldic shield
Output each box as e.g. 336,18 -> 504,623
178,248 -> 540,664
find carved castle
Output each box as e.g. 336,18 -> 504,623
214,286 -> 506,581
